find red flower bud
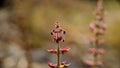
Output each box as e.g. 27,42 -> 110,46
60,48 -> 70,54
51,30 -> 64,43
51,21 -> 66,43
89,23 -> 96,32
61,61 -> 70,67
48,62 -> 57,68
89,23 -> 99,33
47,49 -> 57,54
57,36 -> 63,41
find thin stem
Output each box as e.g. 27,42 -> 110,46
93,33 -> 99,68
93,0 -> 104,67
57,43 -> 60,68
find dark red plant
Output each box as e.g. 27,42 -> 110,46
48,21 -> 70,68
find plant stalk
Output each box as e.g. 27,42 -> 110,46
57,43 -> 60,68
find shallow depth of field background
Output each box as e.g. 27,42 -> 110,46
0,0 -> 120,68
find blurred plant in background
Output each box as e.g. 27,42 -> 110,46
85,0 -> 106,68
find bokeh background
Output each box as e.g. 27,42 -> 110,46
0,0 -> 120,68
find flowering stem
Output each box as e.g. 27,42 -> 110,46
93,33 -> 99,68
48,21 -> 70,68
88,0 -> 105,67
93,0 -> 104,67
57,43 -> 60,68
